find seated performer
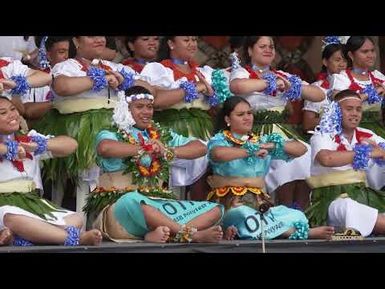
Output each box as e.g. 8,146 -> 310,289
84,86 -> 224,243
207,96 -> 334,240
0,95 -> 102,246
307,89 -> 385,237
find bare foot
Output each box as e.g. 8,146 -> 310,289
224,226 -> 238,240
192,225 -> 223,243
144,226 -> 170,243
309,226 -> 335,240
80,229 -> 103,246
0,227 -> 13,246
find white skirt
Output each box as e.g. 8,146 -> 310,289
0,204 -> 76,230
265,142 -> 311,194
366,163 -> 385,190
328,198 -> 378,237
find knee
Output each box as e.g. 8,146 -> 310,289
3,213 -> 16,228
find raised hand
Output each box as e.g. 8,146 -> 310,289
19,141 -> 38,153
276,74 -> 291,92
255,148 -> 269,158
196,70 -> 214,96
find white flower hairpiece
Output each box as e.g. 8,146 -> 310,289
125,93 -> 154,103
112,92 -> 154,132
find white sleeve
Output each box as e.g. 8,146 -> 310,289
310,133 -> 335,159
330,72 -> 351,91
197,65 -> 214,85
140,62 -> 181,89
1,60 -> 30,78
52,59 -> 84,77
26,37 -> 37,52
372,70 -> 385,82
230,67 -> 250,81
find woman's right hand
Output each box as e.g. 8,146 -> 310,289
255,148 -> 269,158
16,145 -> 27,160
196,71 -> 214,96
105,74 -> 119,90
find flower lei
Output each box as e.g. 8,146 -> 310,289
223,130 -> 260,164
223,130 -> 259,146
117,122 -> 174,190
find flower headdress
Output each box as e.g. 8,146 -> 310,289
229,51 -> 242,70
38,36 -> 50,70
321,36 -> 350,51
316,96 -> 362,135
112,91 -> 154,132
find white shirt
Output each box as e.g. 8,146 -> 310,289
310,127 -> 385,176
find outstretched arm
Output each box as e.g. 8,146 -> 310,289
47,136 -> 78,157
172,140 -> 207,159
97,139 -> 141,158
301,85 -> 326,102
230,78 -> 267,95
283,140 -> 307,157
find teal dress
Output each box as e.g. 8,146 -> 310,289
208,132 -> 309,240
92,127 -> 223,238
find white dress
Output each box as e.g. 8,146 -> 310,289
0,57 -> 31,100
0,130 -> 75,229
310,127 -> 385,236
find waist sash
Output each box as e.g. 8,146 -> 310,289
0,180 -> 36,194
306,170 -> 367,189
54,97 -> 117,114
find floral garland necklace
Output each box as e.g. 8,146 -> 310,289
223,130 -> 259,145
116,122 -> 173,190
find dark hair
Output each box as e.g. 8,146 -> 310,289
125,36 -> 139,56
344,36 -> 375,68
334,89 -> 361,102
321,43 -> 346,72
242,36 -> 274,65
214,96 -> 251,133
35,36 -> 76,58
229,36 -> 245,51
157,36 -> 175,61
125,85 -> 152,97
0,96 -> 11,102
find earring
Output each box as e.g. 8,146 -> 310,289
170,46 -> 174,50
227,123 -> 230,127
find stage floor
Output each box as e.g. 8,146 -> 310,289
1,237 -> 385,253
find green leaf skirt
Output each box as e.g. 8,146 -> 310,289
34,108 -> 114,184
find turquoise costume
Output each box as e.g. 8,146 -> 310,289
85,126 -> 223,239
208,131 -> 309,240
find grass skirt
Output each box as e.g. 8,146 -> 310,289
34,108 -> 114,183
153,108 -> 213,140
306,182 -> 385,227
